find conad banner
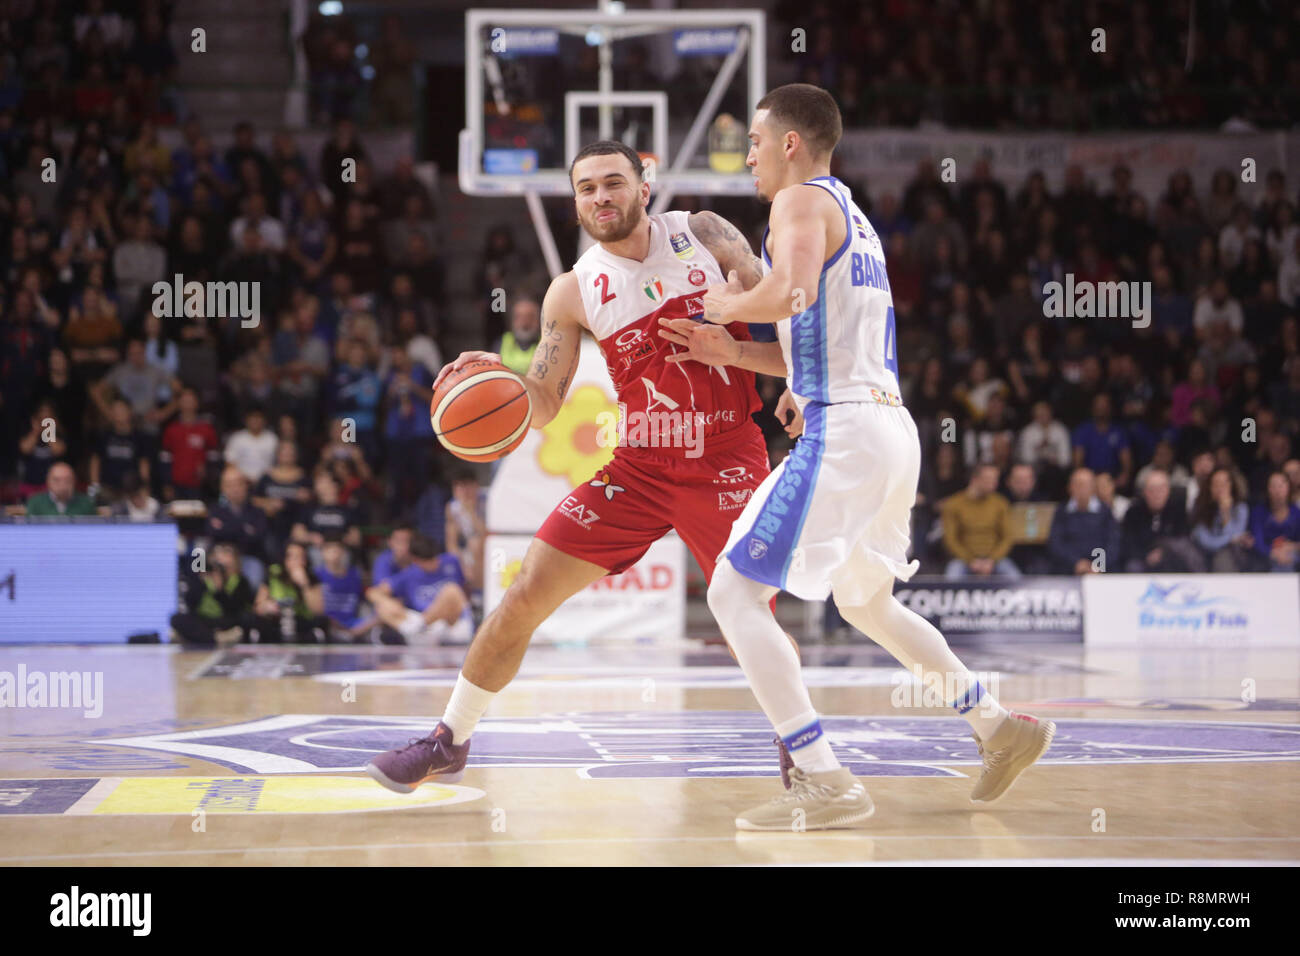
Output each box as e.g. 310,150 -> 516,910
484,533 -> 685,644
485,338 -> 686,643
837,130 -> 1293,206
1083,574 -> 1300,646
892,576 -> 1083,638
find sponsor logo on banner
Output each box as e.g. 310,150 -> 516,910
894,577 -> 1083,637
1083,574 -> 1300,645
87,713 -> 1300,780
484,533 -> 685,643
673,29 -> 738,56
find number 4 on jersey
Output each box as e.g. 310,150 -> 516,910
883,306 -> 898,379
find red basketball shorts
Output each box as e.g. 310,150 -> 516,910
535,422 -> 771,583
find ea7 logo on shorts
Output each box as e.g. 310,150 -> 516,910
747,538 -> 768,559
559,495 -> 600,528
718,489 -> 752,511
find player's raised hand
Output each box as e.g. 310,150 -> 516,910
657,317 -> 741,367
433,351 -> 502,390
702,269 -> 744,324
776,388 -> 804,438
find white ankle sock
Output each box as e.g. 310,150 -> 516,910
706,560 -> 842,775
836,587 -> 1009,741
442,674 -> 495,744
776,711 -> 840,773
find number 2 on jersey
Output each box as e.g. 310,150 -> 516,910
595,273 -> 616,305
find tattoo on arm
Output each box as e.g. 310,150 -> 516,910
690,211 -> 763,288
555,349 -> 578,399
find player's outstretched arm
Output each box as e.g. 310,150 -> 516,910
657,317 -> 787,376
701,185 -> 833,325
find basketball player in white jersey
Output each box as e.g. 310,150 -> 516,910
366,141 -> 808,792
672,84 -> 1055,829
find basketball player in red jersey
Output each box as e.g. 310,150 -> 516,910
366,141 -> 798,791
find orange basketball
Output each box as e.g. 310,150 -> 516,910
430,360 -> 532,462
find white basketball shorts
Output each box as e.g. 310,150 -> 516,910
721,400 -> 921,605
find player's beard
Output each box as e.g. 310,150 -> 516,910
581,199 -> 645,243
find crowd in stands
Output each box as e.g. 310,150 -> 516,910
2,2 -> 1299,648
776,0 -> 1300,130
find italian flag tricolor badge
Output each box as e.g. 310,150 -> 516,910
642,276 -> 664,302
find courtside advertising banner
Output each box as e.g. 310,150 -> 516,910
1083,574 -> 1300,646
892,576 -> 1083,639
484,533 -> 685,644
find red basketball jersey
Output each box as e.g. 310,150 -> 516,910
573,211 -> 761,456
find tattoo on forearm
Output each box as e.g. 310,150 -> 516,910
690,211 -> 762,286
555,350 -> 578,399
543,314 -> 562,341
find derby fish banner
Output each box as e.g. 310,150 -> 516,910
1083,573 -> 1300,646
837,130 -> 1293,208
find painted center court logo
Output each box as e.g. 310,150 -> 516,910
84,713 -> 1300,780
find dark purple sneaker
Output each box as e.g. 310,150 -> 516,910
775,735 -> 793,789
365,722 -> 470,793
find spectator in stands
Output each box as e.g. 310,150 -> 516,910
1121,469 -> 1203,572
365,532 -> 472,646
328,337 -> 382,460
63,286 -> 122,376
171,543 -> 254,646
1252,471 -> 1300,572
248,541 -> 328,643
495,294 -> 541,378
207,466 -> 269,585
26,461 -> 97,516
371,524 -> 414,585
88,397 -> 149,498
1095,471 -> 1131,521
1046,467 -> 1121,574
1192,277 -> 1245,340
1191,466 -> 1255,572
383,345 -> 434,508
15,401 -> 69,500
223,405 -> 278,483
252,440 -> 311,556
1072,393 -> 1132,487
159,386 -> 219,499
291,468 -> 362,559
91,336 -> 179,437
1017,399 -> 1072,490
111,472 -> 161,521
445,471 -> 487,593
316,533 -> 369,640
941,464 -> 1019,579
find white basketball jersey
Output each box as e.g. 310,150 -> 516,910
765,177 -> 901,408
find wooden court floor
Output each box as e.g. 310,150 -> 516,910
1,640 -> 1297,866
